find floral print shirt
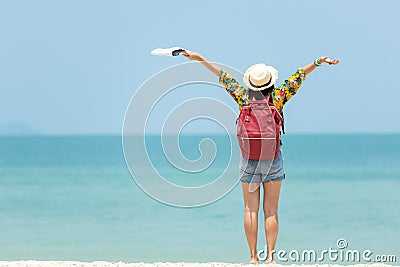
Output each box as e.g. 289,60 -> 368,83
218,68 -> 306,114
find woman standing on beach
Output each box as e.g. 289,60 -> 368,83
182,50 -> 339,264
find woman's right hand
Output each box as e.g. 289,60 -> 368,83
181,50 -> 221,76
181,50 -> 204,61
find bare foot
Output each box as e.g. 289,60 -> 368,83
249,255 -> 259,264
266,258 -> 276,264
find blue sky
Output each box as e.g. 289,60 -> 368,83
1,0 -> 399,135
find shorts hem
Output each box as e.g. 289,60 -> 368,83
240,174 -> 286,183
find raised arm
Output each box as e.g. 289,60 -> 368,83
181,50 -> 221,76
182,50 -> 248,109
276,56 -> 340,109
302,56 -> 340,75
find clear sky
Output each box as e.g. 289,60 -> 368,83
1,0 -> 399,135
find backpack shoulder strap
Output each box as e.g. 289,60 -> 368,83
267,94 -> 286,134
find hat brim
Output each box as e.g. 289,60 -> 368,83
243,65 -> 279,91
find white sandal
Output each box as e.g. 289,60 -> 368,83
151,47 -> 186,57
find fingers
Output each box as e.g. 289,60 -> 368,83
181,50 -> 194,58
181,51 -> 191,59
331,59 -> 340,65
320,56 -> 340,65
327,58 -> 340,65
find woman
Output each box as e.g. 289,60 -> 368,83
182,50 -> 339,264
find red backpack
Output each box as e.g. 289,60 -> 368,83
237,95 -> 283,160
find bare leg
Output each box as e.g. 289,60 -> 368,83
241,182 -> 260,262
263,180 -> 282,262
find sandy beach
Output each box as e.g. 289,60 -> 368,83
0,262 -> 397,267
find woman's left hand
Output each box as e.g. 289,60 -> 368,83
318,56 -> 340,65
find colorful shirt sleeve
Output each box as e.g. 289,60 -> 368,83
272,68 -> 305,112
218,69 -> 248,110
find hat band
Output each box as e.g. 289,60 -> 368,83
248,75 -> 272,89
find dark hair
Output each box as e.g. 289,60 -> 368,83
248,85 -> 274,100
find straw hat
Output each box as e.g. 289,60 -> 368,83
243,63 -> 279,91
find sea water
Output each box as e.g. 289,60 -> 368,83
0,135 -> 399,263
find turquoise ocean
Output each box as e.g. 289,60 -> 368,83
0,135 -> 399,264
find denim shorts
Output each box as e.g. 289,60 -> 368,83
239,149 -> 285,183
